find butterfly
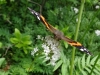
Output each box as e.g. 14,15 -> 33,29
28,7 -> 91,55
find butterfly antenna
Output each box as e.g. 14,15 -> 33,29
28,0 -> 42,14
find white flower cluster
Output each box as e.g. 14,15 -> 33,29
95,5 -> 100,9
31,35 -> 60,66
31,47 -> 38,56
95,30 -> 100,36
71,7 -> 78,14
71,7 -> 79,22
73,7 -> 78,14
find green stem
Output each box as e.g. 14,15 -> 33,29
70,0 -> 85,75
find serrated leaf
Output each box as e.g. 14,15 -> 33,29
53,60 -> 62,71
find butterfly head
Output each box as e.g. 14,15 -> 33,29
28,7 -> 41,20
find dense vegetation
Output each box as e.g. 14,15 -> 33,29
0,0 -> 100,75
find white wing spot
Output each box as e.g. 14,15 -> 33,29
37,16 -> 40,20
84,48 -> 86,50
31,12 -> 34,14
80,48 -> 84,51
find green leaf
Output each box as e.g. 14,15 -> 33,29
23,49 -> 27,54
90,55 -> 98,65
0,42 -> 3,48
84,67 -> 91,73
10,38 -> 19,43
92,68 -> 100,74
27,46 -> 33,50
53,60 -> 62,71
63,41 -> 68,49
0,71 -> 9,75
0,58 -> 5,67
14,28 -> 21,38
15,43 -> 23,48
95,66 -> 100,72
0,0 -> 7,4
78,57 -> 83,73
23,41 -> 32,45
81,70 -> 87,75
75,70 -> 80,75
86,55 -> 91,66
82,54 -> 85,68
22,35 -> 31,40
61,63 -> 67,75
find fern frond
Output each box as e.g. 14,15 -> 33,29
75,55 -> 100,75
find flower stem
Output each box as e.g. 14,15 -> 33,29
70,0 -> 85,75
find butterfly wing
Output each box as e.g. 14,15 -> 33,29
28,7 -> 91,55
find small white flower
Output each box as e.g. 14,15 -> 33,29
34,47 -> 38,52
46,40 -> 53,46
45,57 -> 50,60
31,47 -> 38,56
95,5 -> 100,9
95,30 -> 100,36
76,18 -> 78,22
42,43 -> 50,56
36,35 -> 41,39
36,35 -> 44,40
50,59 -> 56,66
52,55 -> 59,61
42,43 -> 47,49
74,7 -> 78,14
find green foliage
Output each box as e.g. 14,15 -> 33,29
0,71 -> 9,75
0,0 -> 100,75
0,42 -> 3,48
0,58 -> 8,75
28,55 -> 53,75
54,54 -> 100,75
0,58 -> 5,67
76,55 -> 100,75
0,28 -> 10,44
9,65 -> 27,75
0,0 -> 6,4
10,28 -> 32,54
